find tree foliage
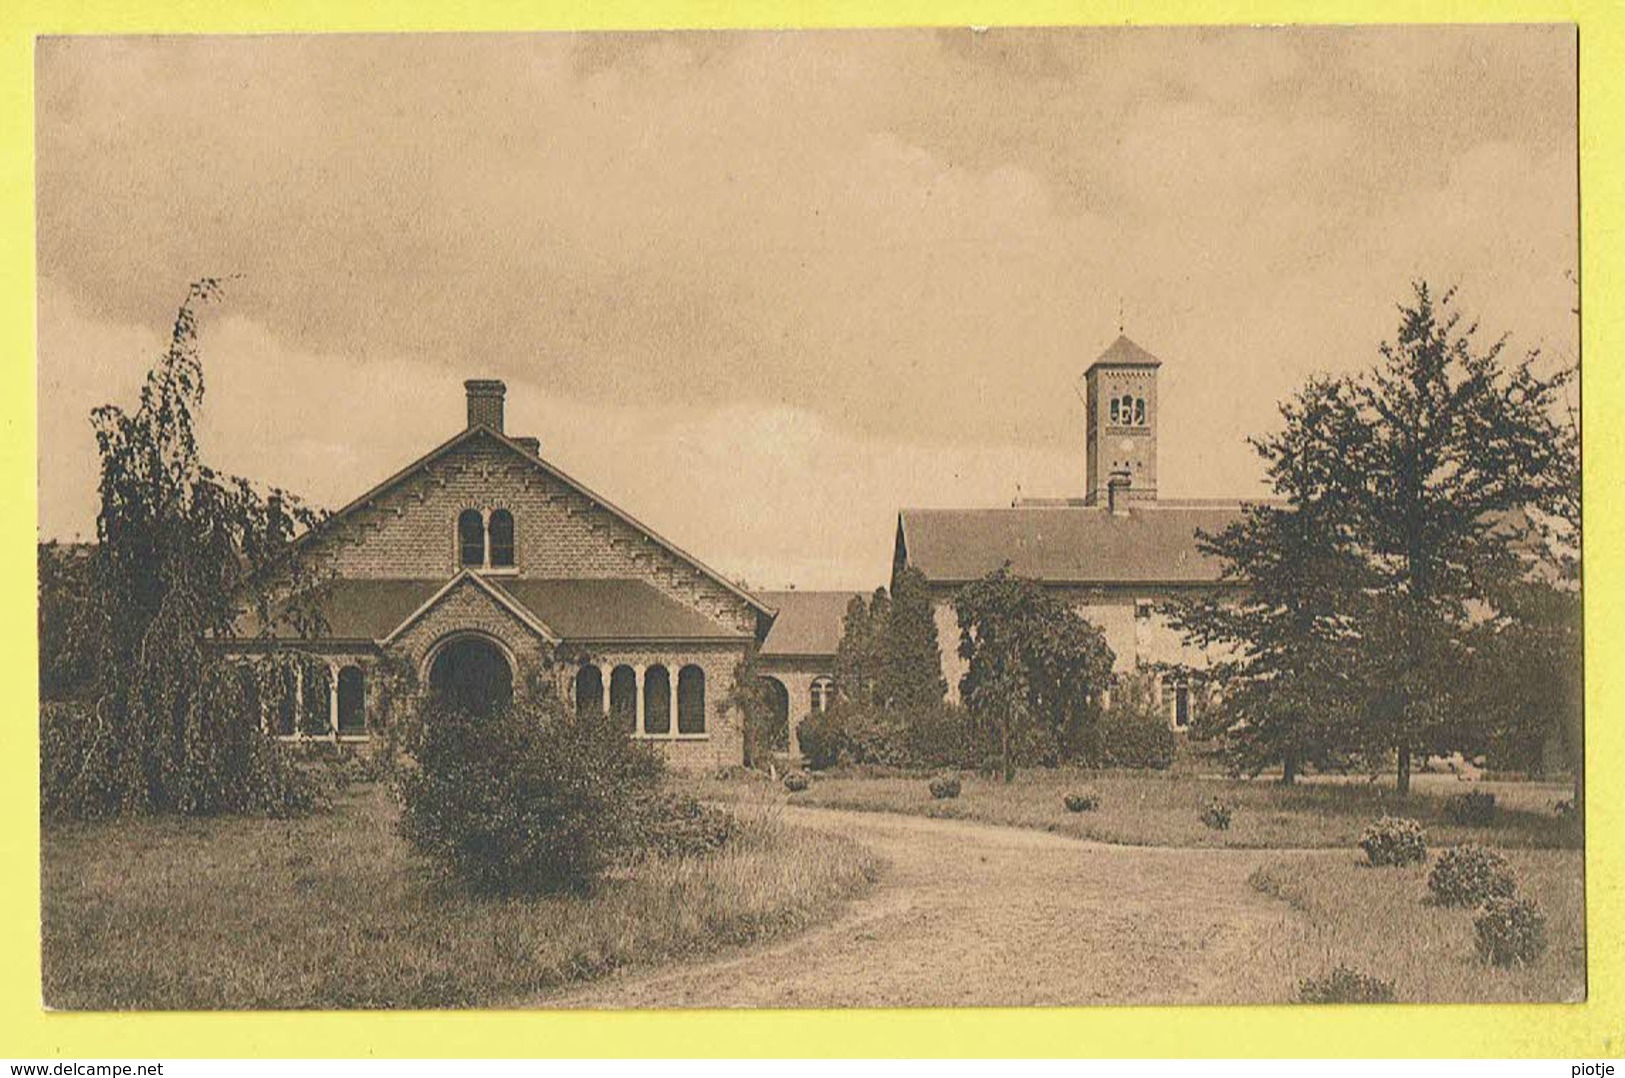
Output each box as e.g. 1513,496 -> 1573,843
1176,283 -> 1576,792
954,566 -> 1115,781
830,569 -> 946,711
44,280 -> 330,818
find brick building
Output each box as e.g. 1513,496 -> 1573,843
893,336 -> 1248,729
234,379 -> 778,770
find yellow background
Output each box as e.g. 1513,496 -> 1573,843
2,0 -> 1619,1058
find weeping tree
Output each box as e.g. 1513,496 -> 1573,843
43,279 -> 330,818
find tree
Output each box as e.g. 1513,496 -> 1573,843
1169,378 -> 1374,783
47,279 -> 328,818
954,566 -> 1115,782
881,566 -> 948,709
832,589 -> 887,707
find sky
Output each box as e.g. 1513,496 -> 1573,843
35,26 -> 1578,590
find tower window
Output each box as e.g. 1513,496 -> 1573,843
1109,398 -> 1121,424
1135,397 -> 1146,425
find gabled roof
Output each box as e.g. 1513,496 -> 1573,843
291,424 -> 772,618
381,571 -> 560,646
896,504 -> 1245,586
493,578 -> 747,642
756,590 -> 864,658
239,575 -> 750,644
1084,334 -> 1163,374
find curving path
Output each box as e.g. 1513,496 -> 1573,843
546,806 -> 1308,1009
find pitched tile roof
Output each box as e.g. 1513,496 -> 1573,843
756,590 -> 864,658
1084,334 -> 1163,373
897,504 -> 1246,586
240,576 -> 746,643
492,578 -> 745,641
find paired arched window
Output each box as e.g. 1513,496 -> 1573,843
677,665 -> 706,734
1109,395 -> 1149,427
456,508 -> 517,569
810,676 -> 834,714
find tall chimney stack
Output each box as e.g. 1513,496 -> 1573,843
1107,466 -> 1132,516
464,379 -> 506,433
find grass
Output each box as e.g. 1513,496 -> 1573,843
1248,848 -> 1586,1003
42,782 -> 879,1010
706,767 -> 1581,850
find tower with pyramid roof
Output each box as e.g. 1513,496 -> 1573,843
1079,334 -> 1161,506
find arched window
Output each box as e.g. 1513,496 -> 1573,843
643,665 -> 671,735
272,664 -> 298,737
299,661 -> 332,737
677,665 -> 706,735
458,509 -> 485,567
575,665 -> 605,716
337,666 -> 366,735
1134,397 -> 1146,425
609,665 -> 638,732
758,676 -> 790,753
810,676 -> 834,714
1109,398 -> 1121,424
1120,393 -> 1134,423
1173,685 -> 1191,729
488,508 -> 515,567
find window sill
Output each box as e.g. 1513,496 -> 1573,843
478,566 -> 520,576
633,733 -> 710,742
273,733 -> 371,743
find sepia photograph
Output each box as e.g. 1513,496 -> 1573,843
34,25 -> 1582,1013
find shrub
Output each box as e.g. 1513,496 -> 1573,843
783,770 -> 810,792
1427,846 -> 1518,907
1065,670 -> 1177,769
1297,966 -> 1397,1004
1474,896 -> 1548,967
1359,816 -> 1427,867
795,710 -> 843,770
639,794 -> 740,859
398,695 -> 664,895
1200,797 -> 1233,831
928,775 -> 961,800
1443,789 -> 1498,827
1064,790 -> 1101,813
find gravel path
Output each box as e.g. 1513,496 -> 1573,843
547,806 -> 1302,1008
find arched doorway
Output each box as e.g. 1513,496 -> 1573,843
428,635 -> 514,716
759,676 -> 790,752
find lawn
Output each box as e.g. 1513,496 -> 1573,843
1249,848 -> 1586,1003
42,781 -> 878,1010
704,767 -> 1581,850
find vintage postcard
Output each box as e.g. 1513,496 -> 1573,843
34,25 -> 1581,1014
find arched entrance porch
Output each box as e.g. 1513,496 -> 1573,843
427,633 -> 514,716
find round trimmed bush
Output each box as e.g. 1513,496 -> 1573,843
1360,815 -> 1427,867
1064,790 -> 1101,813
1200,797 -> 1233,831
1474,896 -> 1548,967
1297,965 -> 1397,1004
1443,790 -> 1498,826
929,775 -> 962,800
782,770 -> 809,793
1427,845 -> 1517,907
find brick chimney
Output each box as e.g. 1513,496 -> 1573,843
513,436 -> 540,456
465,379 -> 506,432
1107,466 -> 1132,516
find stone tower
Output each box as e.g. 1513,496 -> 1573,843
1080,334 -> 1161,506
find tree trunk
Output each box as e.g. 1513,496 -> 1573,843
1396,742 -> 1412,795
1281,753 -> 1298,786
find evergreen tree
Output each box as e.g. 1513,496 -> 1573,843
1332,283 -> 1573,793
880,566 -> 947,709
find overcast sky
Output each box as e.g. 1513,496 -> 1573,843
36,26 -> 1577,589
